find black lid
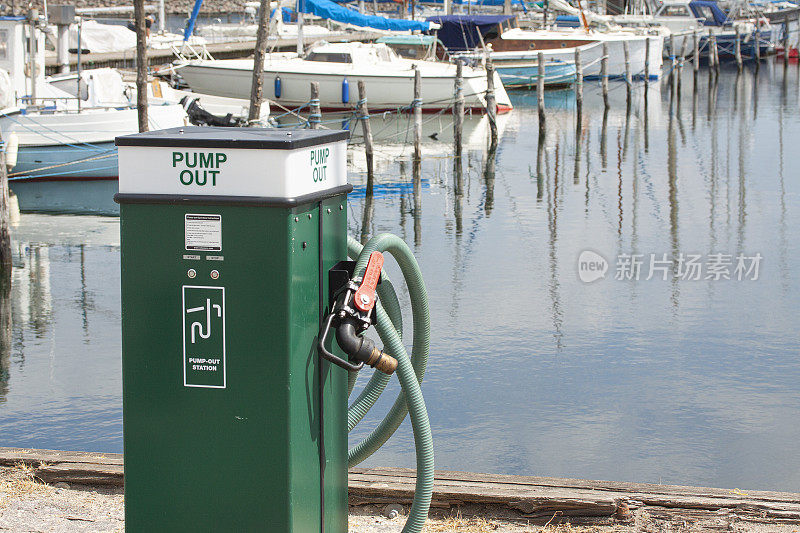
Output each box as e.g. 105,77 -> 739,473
115,127 -> 350,150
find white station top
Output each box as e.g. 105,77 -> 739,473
116,127 -> 350,200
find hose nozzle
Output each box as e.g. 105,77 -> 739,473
335,320 -> 396,375
365,347 -> 398,375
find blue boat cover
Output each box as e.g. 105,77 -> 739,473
426,15 -> 515,51
297,0 -> 433,31
688,1 -> 729,26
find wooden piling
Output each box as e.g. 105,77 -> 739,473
710,33 -> 720,73
485,59 -> 498,148
677,34 -> 686,92
601,43 -> 609,109
754,28 -> 761,64
309,82 -> 321,129
783,16 -> 790,70
692,30 -> 699,73
644,37 -> 650,88
735,26 -> 742,70
575,48 -> 583,116
357,81 -> 374,185
537,52 -> 545,127
668,34 -> 676,88
454,61 -> 464,155
413,66 -> 423,160
623,41 -> 631,104
248,0 -> 270,124
134,0 -> 148,132
669,34 -> 675,64
0,136 -> 10,281
678,32 -> 687,71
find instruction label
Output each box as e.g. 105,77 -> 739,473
182,286 -> 226,388
185,214 -> 222,251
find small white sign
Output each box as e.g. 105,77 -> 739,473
185,214 -> 222,252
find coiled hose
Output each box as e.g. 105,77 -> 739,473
346,234 -> 433,533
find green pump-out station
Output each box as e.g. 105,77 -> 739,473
116,128 -> 352,532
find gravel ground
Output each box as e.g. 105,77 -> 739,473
2,466 -> 798,533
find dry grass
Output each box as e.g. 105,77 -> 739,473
423,510 -> 501,532
421,510 -> 620,532
0,462 -> 51,508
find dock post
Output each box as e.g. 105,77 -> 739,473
414,66 -> 423,160
575,48 -> 583,116
601,43 -> 609,109
677,34 -> 686,93
296,10 -> 304,55
623,41 -> 631,106
735,26 -> 742,70
710,33 -> 719,74
76,18 -> 82,112
537,52 -> 545,129
669,33 -> 675,64
358,81 -> 374,187
668,34 -> 676,88
783,15 -> 790,70
134,0 -> 148,132
679,32 -> 687,71
485,59 -> 498,148
0,136 -> 9,283
644,37 -> 650,88
755,27 -> 761,65
454,61 -> 464,156
693,30 -> 699,74
27,11 -> 37,105
309,82 -> 321,129
248,0 -> 270,125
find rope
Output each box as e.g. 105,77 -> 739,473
8,153 -> 117,178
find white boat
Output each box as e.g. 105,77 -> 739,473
428,15 -> 662,80
177,42 -> 513,114
612,0 -> 776,59
486,27 -> 664,79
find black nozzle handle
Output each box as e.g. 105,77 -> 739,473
318,313 -> 364,372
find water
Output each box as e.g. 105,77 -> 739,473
2,64 -> 800,492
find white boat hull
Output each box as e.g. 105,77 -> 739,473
493,31 -> 664,79
178,59 -> 513,113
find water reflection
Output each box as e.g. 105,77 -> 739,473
348,65 -> 800,491
0,276 -> 10,403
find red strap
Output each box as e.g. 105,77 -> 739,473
354,252 -> 383,313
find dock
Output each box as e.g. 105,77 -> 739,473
43,31 -> 384,73
2,447 -> 799,528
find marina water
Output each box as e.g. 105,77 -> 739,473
1,64 -> 799,492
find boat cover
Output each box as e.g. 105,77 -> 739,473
426,15 -> 515,51
688,1 -> 729,25
298,0 -> 433,31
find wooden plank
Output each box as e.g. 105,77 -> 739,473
352,466 -> 800,504
2,447 -> 799,523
